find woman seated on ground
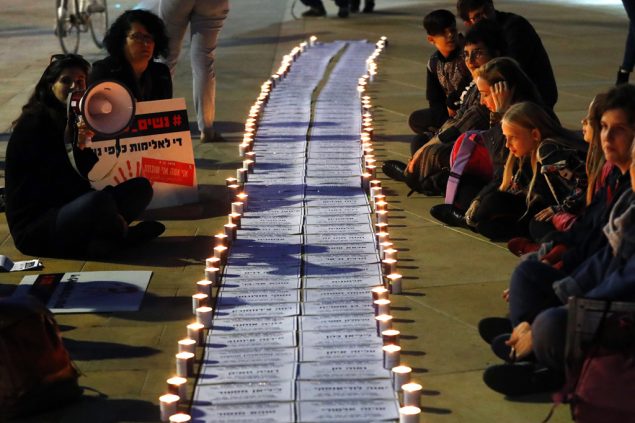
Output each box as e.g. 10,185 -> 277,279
429,56 -> 546,226
508,93 -> 631,275
463,101 -> 587,241
89,9 -> 172,101
482,136 -> 635,397
382,20 -> 505,195
5,54 -> 164,258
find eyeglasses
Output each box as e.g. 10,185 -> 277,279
128,32 -> 154,44
462,49 -> 488,62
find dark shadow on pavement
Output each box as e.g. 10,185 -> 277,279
63,338 -> 160,361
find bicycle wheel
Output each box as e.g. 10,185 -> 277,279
88,0 -> 108,49
55,0 -> 80,54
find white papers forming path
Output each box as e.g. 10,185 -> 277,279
191,41 -> 399,423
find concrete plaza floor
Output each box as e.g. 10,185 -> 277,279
0,0 -> 629,421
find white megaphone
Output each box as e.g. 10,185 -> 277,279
68,80 -> 135,137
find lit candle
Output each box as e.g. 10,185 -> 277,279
366,164 -> 377,178
245,151 -> 256,163
243,159 -> 255,173
236,192 -> 248,205
370,186 -> 382,200
373,193 -> 386,205
402,383 -> 422,407
379,240 -> 393,257
159,394 -> 180,422
376,210 -> 388,224
370,180 -> 381,189
392,365 -> 412,391
204,265 -> 220,283
205,256 -> 221,269
375,200 -> 388,212
178,338 -> 197,354
212,232 -> 229,247
375,231 -> 389,247
387,273 -> 403,294
399,406 -> 420,423
384,248 -> 398,261
197,279 -> 212,296
309,35 -> 317,46
196,306 -> 213,328
227,184 -> 241,201
374,298 -> 391,316
371,285 -> 389,301
375,314 -> 393,335
375,222 -> 389,234
225,177 -> 238,187
231,202 -> 244,215
169,413 -> 191,423
214,245 -> 228,265
224,223 -> 237,240
238,143 -> 250,157
382,258 -> 397,275
191,293 -> 208,314
383,344 -> 401,369
237,168 -> 248,184
186,322 -> 205,345
175,352 -> 194,377
229,213 -> 242,229
167,376 -> 187,399
381,328 -> 400,345
361,172 -> 371,192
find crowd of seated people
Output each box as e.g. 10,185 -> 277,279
382,0 -> 635,398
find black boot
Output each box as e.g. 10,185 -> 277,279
338,6 -> 350,18
363,0 -> 375,13
302,6 -> 326,17
350,0 -> 360,12
617,68 -> 631,85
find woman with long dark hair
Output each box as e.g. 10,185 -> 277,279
5,54 -> 163,258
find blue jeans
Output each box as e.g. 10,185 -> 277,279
622,0 -> 635,71
301,0 -> 350,9
160,0 -> 229,134
52,177 -> 153,257
509,260 -> 565,326
532,306 -> 568,373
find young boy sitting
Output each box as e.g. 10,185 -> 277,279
408,9 -> 471,140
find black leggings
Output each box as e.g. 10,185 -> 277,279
52,177 -> 153,257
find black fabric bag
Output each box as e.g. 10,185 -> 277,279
0,295 -> 82,420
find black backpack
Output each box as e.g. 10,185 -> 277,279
0,295 -> 82,420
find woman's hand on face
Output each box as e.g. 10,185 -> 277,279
534,207 -> 555,222
76,117 -> 95,150
491,81 -> 512,114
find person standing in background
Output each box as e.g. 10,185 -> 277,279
159,0 -> 230,143
617,0 -> 635,85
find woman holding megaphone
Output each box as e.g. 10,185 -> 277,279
5,54 -> 164,258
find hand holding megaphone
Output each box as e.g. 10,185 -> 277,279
68,80 -> 136,138
75,116 -> 95,150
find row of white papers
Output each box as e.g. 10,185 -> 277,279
192,41 -> 399,422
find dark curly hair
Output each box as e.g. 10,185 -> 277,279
12,54 -> 90,128
103,9 -> 169,61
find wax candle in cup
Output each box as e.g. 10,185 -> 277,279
197,279 -> 212,296
196,306 -> 213,328
191,293 -> 208,314
205,256 -> 221,269
214,233 -> 229,247
175,352 -> 194,377
186,322 -> 205,345
178,338 -> 196,354
169,413 -> 191,423
398,406 -> 420,423
231,202 -> 244,215
392,365 -> 412,391
224,223 -> 237,240
374,298 -> 391,316
387,273 -> 403,294
383,344 -> 401,369
371,285 -> 389,301
167,376 -> 187,398
402,383 -> 422,407
382,328 -> 400,345
375,314 -> 393,335
159,394 -> 180,422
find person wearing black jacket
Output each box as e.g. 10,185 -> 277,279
456,0 -> 558,109
89,9 -> 172,101
5,54 -> 163,258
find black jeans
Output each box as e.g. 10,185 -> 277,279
408,107 -> 447,136
301,0 -> 350,8
472,190 -> 530,241
52,177 -> 153,257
